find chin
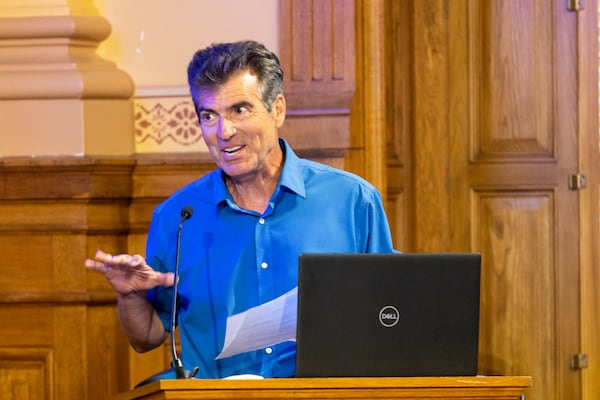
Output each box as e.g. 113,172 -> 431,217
222,165 -> 248,179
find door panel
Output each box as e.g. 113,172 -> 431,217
455,2 -> 580,399
475,1 -> 555,159
390,1 -> 582,399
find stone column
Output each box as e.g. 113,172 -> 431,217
0,0 -> 134,156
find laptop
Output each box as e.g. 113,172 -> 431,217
295,253 -> 481,377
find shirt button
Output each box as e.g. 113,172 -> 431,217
261,262 -> 268,269
259,218 -> 265,224
265,347 -> 273,354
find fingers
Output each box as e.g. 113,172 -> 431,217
158,271 -> 175,287
129,254 -> 146,267
84,258 -> 107,274
95,250 -> 131,265
84,249 -> 173,291
93,249 -> 114,263
84,250 -> 145,274
91,250 -> 144,266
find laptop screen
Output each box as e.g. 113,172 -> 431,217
295,253 -> 481,377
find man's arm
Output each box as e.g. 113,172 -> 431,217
85,250 -> 173,352
118,291 -> 169,352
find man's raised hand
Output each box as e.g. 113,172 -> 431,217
84,249 -> 174,296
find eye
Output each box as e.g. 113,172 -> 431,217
199,111 -> 216,125
234,105 -> 249,115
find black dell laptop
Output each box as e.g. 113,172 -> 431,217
295,253 -> 481,377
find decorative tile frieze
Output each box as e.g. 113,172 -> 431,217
134,97 -> 207,153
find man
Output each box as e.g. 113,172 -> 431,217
85,40 -> 394,379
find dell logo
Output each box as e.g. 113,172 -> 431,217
379,305 -> 400,327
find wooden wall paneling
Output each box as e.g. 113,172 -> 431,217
80,160 -> 137,398
384,0 -> 411,251
551,3 -> 583,399
0,157 -> 135,398
348,0 -> 367,179
386,0 -> 593,398
473,1 -> 554,160
449,1 -> 581,399
411,0 -> 452,252
54,305 -> 88,398
577,1 -> 600,399
474,193 -> 556,393
0,343 -> 53,399
278,0 -> 355,167
447,0 -> 472,253
352,0 -> 386,193
86,304 -> 131,400
0,303 -> 55,400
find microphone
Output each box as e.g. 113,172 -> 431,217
171,205 -> 196,378
135,205 -> 198,387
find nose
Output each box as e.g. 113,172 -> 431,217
217,116 -> 237,139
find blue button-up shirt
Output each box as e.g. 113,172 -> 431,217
146,139 -> 394,378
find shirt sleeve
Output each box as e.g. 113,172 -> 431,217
364,188 -> 395,253
145,209 -> 175,333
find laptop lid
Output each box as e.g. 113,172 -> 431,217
295,253 -> 481,377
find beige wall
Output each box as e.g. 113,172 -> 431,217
95,0 -> 279,153
96,0 -> 278,88
0,0 -> 278,157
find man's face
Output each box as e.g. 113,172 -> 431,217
193,71 -> 286,180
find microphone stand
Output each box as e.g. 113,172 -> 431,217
135,206 -> 198,388
170,206 -> 196,378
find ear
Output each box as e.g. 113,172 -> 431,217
272,93 -> 286,128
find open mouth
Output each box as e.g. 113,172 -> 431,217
223,145 -> 244,155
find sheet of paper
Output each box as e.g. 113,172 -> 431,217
216,287 -> 297,360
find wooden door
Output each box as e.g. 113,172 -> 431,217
385,1 -> 599,399
452,2 -> 579,399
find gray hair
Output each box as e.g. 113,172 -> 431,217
187,40 -> 284,112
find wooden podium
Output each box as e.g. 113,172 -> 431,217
115,376 -> 532,400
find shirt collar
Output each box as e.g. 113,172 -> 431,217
212,138 -> 307,206
277,138 -> 307,198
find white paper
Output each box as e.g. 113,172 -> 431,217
222,374 -> 264,380
216,287 -> 297,360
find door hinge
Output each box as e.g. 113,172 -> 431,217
568,0 -> 584,11
570,353 -> 588,369
568,174 -> 587,190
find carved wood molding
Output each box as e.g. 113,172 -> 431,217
0,290 -> 117,304
0,346 -> 53,398
0,156 -> 134,233
355,0 -> 387,193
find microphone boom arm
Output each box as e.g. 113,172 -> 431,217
171,206 -> 197,379
134,205 -> 198,388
